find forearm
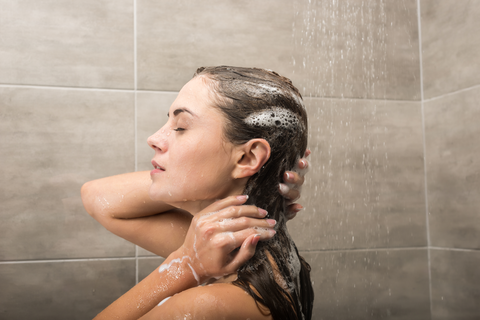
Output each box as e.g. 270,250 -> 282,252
81,171 -> 192,257
94,252 -> 198,320
81,171 -> 174,220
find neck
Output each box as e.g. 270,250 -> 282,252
170,182 -> 247,215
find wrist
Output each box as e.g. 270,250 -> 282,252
161,249 -> 201,287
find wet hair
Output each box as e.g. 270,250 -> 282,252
193,66 -> 314,320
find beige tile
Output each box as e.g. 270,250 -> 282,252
430,249 -> 480,320
136,91 -> 178,171
138,257 -> 165,282
0,0 -> 134,89
421,0 -> 480,99
0,259 -> 135,319
136,0 -> 295,91
424,86 -> 480,249
302,249 -> 430,320
0,87 -> 136,260
292,0 -> 420,100
289,97 -> 426,250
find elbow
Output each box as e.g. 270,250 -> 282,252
81,181 -> 101,219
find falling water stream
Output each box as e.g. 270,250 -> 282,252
291,1 -> 398,318
293,0 -> 390,249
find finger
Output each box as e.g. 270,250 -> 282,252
305,149 -> 311,157
226,234 -> 261,273
285,210 -> 297,220
214,205 -> 268,221
197,195 -> 249,219
284,171 -> 305,186
232,227 -> 275,249
298,158 -> 309,170
286,204 -> 303,220
226,227 -> 276,272
216,216 -> 276,233
216,226 -> 275,254
279,183 -> 300,201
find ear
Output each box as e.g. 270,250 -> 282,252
232,139 -> 271,179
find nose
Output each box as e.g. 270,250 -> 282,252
147,126 -> 168,152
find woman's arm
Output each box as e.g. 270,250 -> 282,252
81,171 -> 192,257
94,196 -> 276,320
81,171 -> 174,219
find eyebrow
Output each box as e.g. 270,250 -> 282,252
167,108 -> 196,118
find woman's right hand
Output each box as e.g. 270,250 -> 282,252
171,195 -> 276,284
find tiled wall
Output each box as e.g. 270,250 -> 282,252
0,1 -> 478,319
421,1 -> 480,319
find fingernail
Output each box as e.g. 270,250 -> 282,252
266,219 -> 276,226
252,234 -> 261,246
293,205 -> 304,212
236,195 -> 249,201
258,208 -> 268,216
279,183 -> 290,194
300,159 -> 308,169
285,172 -> 293,181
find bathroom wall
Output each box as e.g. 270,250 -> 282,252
421,1 -> 480,319
0,1 -> 478,319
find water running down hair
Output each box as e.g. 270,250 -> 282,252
194,66 -> 314,320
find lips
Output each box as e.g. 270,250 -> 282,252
150,160 -> 165,175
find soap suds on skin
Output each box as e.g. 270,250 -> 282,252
159,256 -> 201,286
157,296 -> 171,306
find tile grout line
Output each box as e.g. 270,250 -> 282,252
422,83 -> 480,103
298,246 -> 480,254
3,82 -> 460,104
0,83 -> 136,93
0,83 -> 180,94
299,247 -> 430,253
0,257 -> 137,265
2,246 -> 477,265
11,81 -> 476,105
416,1 -> 433,318
134,0 -> 139,285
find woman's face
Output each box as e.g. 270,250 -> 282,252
147,77 -> 244,213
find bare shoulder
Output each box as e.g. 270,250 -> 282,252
141,283 -> 272,320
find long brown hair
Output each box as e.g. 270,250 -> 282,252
194,66 -> 314,320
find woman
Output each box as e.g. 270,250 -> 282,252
82,66 -> 313,319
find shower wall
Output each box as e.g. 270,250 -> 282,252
0,0 -> 478,319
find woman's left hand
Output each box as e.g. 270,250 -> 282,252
279,149 -> 311,219
172,195 -> 276,284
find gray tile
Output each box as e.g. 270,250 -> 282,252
424,86 -> 480,249
138,257 -> 165,282
302,249 -> 430,320
137,246 -> 159,257
292,0 -> 420,100
0,87 -> 136,260
0,0 -> 134,89
136,91 -> 178,171
136,0 -> 295,91
421,0 -> 480,99
0,259 -> 135,320
430,249 -> 480,320
289,97 -> 426,251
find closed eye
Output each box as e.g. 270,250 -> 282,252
173,128 -> 185,132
